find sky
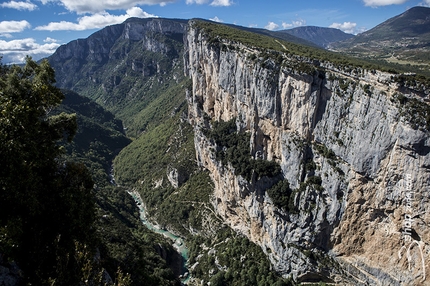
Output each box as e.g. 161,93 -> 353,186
1,0 -> 430,64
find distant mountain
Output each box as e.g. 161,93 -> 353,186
279,26 -> 354,48
227,24 -> 320,48
331,6 -> 430,66
48,17 -> 188,137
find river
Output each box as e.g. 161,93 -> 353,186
128,190 -> 190,284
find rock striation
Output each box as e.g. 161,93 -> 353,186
185,21 -> 430,285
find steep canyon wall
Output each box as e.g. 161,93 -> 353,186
185,22 -> 430,285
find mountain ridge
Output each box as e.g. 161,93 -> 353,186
331,6 -> 430,68
45,15 -> 430,285
280,26 -> 354,48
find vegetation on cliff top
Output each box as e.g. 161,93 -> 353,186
193,19 -> 430,79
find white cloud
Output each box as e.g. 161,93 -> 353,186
0,20 -> 31,34
265,22 -> 279,31
329,22 -> 357,34
363,0 -> 409,7
186,0 -> 209,4
210,16 -> 223,23
420,0 -> 430,6
292,19 -> 306,27
282,22 -> 293,29
35,7 -> 157,31
186,0 -> 232,5
38,0 -> 55,4
210,0 -> 232,6
57,0 -> 174,14
280,19 -> 306,29
0,38 -> 60,64
0,1 -> 38,10
44,37 -> 58,43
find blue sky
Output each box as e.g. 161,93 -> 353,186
1,0 -> 429,63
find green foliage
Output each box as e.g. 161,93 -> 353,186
114,105 -> 195,187
156,171 -> 214,236
189,227 -> 293,286
194,19 -> 430,81
267,175 -> 324,214
267,180 -> 293,212
392,93 -> 430,131
56,89 -> 131,187
0,57 -> 97,284
51,32 -> 187,138
206,118 -> 282,181
95,186 -> 181,286
0,57 -> 179,286
314,143 -> 336,160
57,89 -> 180,285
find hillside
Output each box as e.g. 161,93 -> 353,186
57,90 -> 131,185
48,17 -> 188,137
331,6 -> 430,69
49,17 -> 290,285
46,16 -> 430,285
281,26 -> 354,48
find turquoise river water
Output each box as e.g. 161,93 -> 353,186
128,190 -> 190,284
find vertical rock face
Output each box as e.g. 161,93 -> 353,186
185,22 -> 430,285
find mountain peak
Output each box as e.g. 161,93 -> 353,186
330,6 -> 430,68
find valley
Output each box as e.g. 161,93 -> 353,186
49,14 -> 430,285
1,5 -> 430,286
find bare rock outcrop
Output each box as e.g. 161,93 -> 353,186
185,21 -> 430,285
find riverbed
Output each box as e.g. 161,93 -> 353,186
128,190 -> 190,284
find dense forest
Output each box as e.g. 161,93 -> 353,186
0,57 -> 183,285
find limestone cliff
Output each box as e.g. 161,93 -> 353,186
185,20 -> 430,285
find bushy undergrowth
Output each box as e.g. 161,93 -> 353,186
189,227 -> 293,286
205,118 -> 282,181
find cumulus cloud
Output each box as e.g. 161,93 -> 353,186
210,16 -> 223,23
56,0 -> 174,14
363,0 -> 409,7
210,0 -> 232,6
265,22 -> 279,31
0,1 -> 37,10
329,22 -> 357,34
35,7 -> 157,31
0,38 -> 60,64
0,20 -> 31,34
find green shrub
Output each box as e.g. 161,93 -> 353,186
206,118 -> 282,181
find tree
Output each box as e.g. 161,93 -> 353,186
0,57 -> 97,284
